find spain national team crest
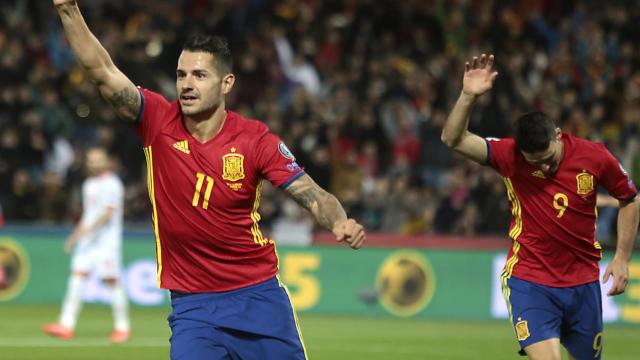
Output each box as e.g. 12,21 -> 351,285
576,170 -> 594,195
515,319 -> 530,341
222,147 -> 245,182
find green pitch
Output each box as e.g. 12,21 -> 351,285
1,304 -> 638,359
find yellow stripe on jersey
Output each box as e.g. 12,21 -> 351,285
500,241 -> 520,323
500,177 -> 524,323
503,178 -> 523,241
250,181 -> 269,246
144,146 -> 163,287
277,275 -> 309,359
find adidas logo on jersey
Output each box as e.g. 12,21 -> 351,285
173,140 -> 191,154
531,170 -> 546,179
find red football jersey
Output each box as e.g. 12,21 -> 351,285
135,88 -> 304,292
488,133 -> 637,287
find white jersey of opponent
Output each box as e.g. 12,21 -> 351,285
78,172 -> 124,250
72,172 -> 124,277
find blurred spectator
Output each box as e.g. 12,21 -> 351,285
38,171 -> 69,224
434,165 -> 469,233
473,168 -> 512,235
4,169 -> 39,220
273,30 -> 321,101
420,110 -> 453,189
45,136 -> 74,182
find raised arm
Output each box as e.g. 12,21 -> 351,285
53,0 -> 141,121
441,54 -> 499,164
284,174 -> 365,249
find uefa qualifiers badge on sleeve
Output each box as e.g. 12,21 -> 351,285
278,142 -> 296,161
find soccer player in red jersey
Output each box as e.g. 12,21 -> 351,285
53,1 -> 365,358
442,54 -> 639,360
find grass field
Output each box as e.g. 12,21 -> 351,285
1,304 -> 639,359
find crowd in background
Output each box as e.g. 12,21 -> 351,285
1,0 -> 639,244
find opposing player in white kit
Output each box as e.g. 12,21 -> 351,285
43,147 -> 130,343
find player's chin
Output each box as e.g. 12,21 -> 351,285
180,106 -> 199,115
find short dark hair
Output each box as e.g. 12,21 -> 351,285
514,112 -> 557,153
182,35 -> 232,74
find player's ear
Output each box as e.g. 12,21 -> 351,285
555,128 -> 562,141
221,73 -> 235,95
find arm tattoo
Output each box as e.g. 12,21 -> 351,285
285,175 -> 347,231
107,87 -> 141,121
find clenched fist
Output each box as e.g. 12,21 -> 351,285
333,218 -> 366,250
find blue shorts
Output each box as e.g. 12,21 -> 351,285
503,276 -> 603,360
168,277 -> 307,360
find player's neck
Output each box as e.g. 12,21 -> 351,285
184,105 -> 227,143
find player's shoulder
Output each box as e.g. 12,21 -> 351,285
100,172 -> 124,189
568,133 -> 600,147
109,172 -> 124,183
486,137 -> 516,159
138,87 -> 167,103
567,134 -> 609,156
139,87 -> 180,114
227,110 -> 271,137
81,177 -> 92,189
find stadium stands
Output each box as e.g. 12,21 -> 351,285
0,0 -> 638,243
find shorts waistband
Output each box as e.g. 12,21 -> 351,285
170,276 -> 280,302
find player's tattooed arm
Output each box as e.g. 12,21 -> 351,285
285,174 -> 366,249
284,174 -> 347,230
106,86 -> 142,122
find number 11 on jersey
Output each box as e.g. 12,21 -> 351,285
192,172 -> 214,210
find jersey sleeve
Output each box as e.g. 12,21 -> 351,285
133,87 -> 172,146
486,137 -> 516,176
255,129 -> 305,188
598,144 -> 637,201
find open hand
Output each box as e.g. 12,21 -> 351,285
333,219 -> 366,250
603,257 -> 629,296
462,54 -> 498,96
